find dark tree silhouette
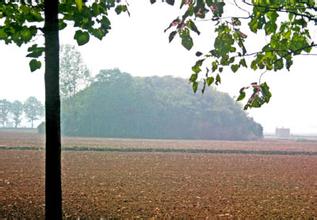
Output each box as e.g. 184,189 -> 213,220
44,0 -> 62,219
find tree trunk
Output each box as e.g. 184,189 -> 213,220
44,0 -> 62,219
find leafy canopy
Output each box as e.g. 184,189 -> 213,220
1,0 -> 316,110
153,0 -> 317,109
0,0 -> 128,71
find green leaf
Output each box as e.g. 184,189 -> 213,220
250,96 -> 262,108
166,0 -> 175,5
231,64 -> 239,73
205,0 -> 213,6
27,45 -> 45,58
115,5 -> 128,15
215,74 -> 221,85
260,82 -> 271,102
294,18 -> 307,27
29,59 -> 41,72
266,11 -> 278,22
21,27 -> 33,42
206,76 -> 214,86
180,30 -> 193,50
30,10 -> 44,22
213,2 -> 225,17
0,28 -> 7,40
187,20 -> 200,35
264,22 -> 277,35
59,20 -> 67,30
192,65 -> 201,74
286,59 -> 293,70
168,31 -> 177,43
90,28 -> 105,40
192,81 -> 198,93
189,73 -> 198,82
74,30 -> 90,46
237,92 -> 246,101
237,88 -> 246,101
192,59 -> 204,74
274,59 -> 283,71
28,44 -> 38,52
251,60 -> 257,70
211,61 -> 218,72
248,18 -> 258,33
101,16 -> 110,29
195,51 -> 203,57
91,3 -> 102,16
239,58 -> 247,67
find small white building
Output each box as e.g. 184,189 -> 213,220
275,128 -> 290,138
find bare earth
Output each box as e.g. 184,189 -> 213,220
0,131 -> 317,219
1,130 -> 317,152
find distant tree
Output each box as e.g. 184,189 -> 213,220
60,44 -> 91,98
24,97 -> 44,128
62,70 -> 263,140
0,99 -> 11,127
10,100 -> 24,128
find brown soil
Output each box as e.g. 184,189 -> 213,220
1,130 -> 317,219
1,150 -> 317,219
1,130 -> 317,152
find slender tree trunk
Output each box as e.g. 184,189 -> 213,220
44,0 -> 62,219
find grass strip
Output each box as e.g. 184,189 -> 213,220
0,146 -> 316,156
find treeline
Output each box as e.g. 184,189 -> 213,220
0,97 -> 44,128
62,69 -> 263,140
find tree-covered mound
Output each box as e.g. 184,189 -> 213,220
62,69 -> 263,140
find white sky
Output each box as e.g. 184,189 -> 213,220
0,1 -> 316,134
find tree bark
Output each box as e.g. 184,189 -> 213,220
44,0 -> 62,219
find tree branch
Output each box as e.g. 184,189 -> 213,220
233,0 -> 251,17
234,43 -> 317,59
241,0 -> 317,22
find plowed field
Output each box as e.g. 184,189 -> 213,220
0,131 -> 317,219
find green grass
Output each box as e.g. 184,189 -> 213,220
1,145 -> 316,156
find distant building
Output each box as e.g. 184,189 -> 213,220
275,128 -> 290,138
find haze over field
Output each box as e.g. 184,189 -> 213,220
0,1 -> 317,134
2,1 -> 317,219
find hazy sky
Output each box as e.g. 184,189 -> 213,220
0,1 -> 316,134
